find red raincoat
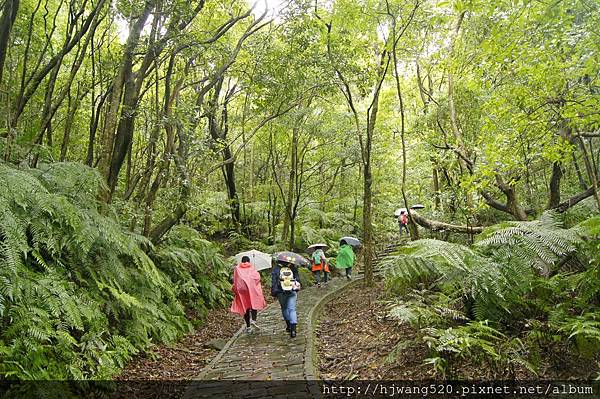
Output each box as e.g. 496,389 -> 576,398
230,262 -> 267,316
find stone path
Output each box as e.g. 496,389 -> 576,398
183,243 -> 401,398
183,275 -> 360,398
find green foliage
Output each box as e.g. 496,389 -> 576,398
422,321 -> 533,378
298,208 -> 357,251
385,212 -> 600,377
0,163 -> 230,379
380,239 -> 510,321
476,211 -> 579,272
297,267 -> 315,288
387,289 -> 467,329
154,225 -> 232,318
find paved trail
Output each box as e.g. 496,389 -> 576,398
184,276 -> 358,398
183,243 -> 400,398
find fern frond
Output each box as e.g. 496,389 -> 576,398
476,214 -> 579,271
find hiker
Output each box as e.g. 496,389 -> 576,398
311,247 -> 330,287
231,255 -> 267,334
398,210 -> 409,235
335,239 -> 355,280
271,260 -> 301,338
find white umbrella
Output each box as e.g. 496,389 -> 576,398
394,208 -> 407,216
234,250 -> 272,271
306,243 -> 328,254
411,204 -> 425,209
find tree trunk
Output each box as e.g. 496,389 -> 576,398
281,127 -> 298,243
432,161 -> 441,210
551,181 -> 600,212
411,210 -> 484,234
0,0 -> 20,85
11,0 -> 106,128
30,59 -> 63,167
86,89 -> 108,166
97,2 -> 152,201
362,52 -> 388,286
447,11 -> 471,176
390,7 -> 419,241
496,174 -> 528,220
149,121 -> 190,244
547,161 -> 562,209
60,84 -> 82,161
577,136 -> 600,211
223,144 -> 241,226
362,153 -> 374,285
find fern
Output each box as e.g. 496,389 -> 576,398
0,162 -> 231,380
423,321 -> 532,378
380,239 -> 511,320
387,290 -> 468,329
383,211 -> 600,377
476,211 -> 579,273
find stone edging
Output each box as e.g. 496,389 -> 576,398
194,322 -> 247,379
304,275 -> 364,381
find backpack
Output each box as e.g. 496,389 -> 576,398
280,266 -> 295,291
312,251 -> 323,265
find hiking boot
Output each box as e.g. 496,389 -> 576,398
285,320 -> 291,332
290,324 -> 297,338
244,327 -> 252,334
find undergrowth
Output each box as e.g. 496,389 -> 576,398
0,162 -> 231,380
380,211 -> 600,378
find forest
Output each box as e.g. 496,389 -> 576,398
0,0 -> 599,389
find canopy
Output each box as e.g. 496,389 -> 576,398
339,236 -> 361,247
234,250 -> 272,271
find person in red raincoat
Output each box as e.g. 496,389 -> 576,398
230,256 -> 267,333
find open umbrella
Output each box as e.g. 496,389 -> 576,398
394,208 -> 408,216
272,251 -> 310,268
234,249 -> 272,271
411,204 -> 425,209
340,236 -> 361,247
306,243 -> 328,254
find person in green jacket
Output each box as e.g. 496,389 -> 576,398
335,239 -> 355,280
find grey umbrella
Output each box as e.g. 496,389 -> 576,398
339,236 -> 361,247
272,251 -> 311,268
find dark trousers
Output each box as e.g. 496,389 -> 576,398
313,270 -> 329,284
244,309 -> 257,327
399,223 -> 409,235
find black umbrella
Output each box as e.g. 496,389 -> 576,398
272,251 -> 310,268
340,236 -> 361,247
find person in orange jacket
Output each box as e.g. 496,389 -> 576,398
311,247 -> 330,287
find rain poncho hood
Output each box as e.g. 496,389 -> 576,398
230,262 -> 267,315
335,244 -> 355,269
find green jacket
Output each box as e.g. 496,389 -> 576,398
335,244 -> 355,269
